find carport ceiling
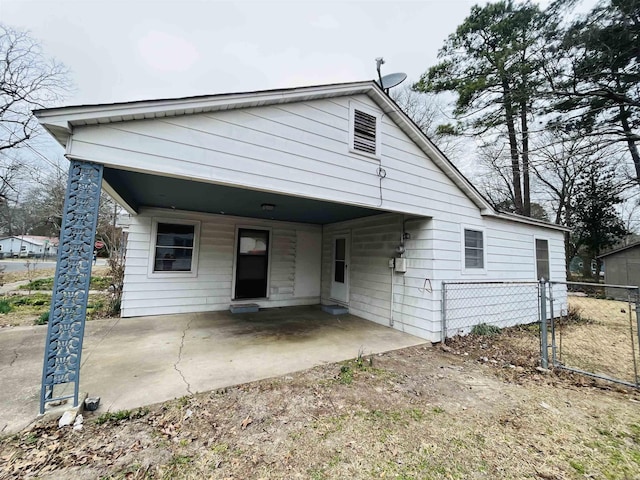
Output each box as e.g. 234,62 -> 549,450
103,168 -> 383,224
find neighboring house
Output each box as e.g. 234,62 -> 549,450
569,256 -> 584,275
599,242 -> 640,287
0,236 -> 58,258
36,81 -> 567,343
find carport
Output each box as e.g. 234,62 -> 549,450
0,306 -> 425,434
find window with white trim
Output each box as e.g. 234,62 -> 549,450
464,229 -> 484,269
535,238 -> 550,280
349,103 -> 381,158
151,220 -> 200,274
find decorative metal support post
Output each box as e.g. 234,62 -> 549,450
539,280 -> 549,369
40,160 -> 103,414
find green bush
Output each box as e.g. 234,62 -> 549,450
36,311 -> 49,325
471,323 -> 502,336
0,299 -> 12,314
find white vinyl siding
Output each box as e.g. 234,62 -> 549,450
322,214 -> 435,340
121,209 -> 321,317
69,95 -> 481,221
69,92 -> 567,342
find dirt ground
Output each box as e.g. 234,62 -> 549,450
1,341 -> 639,480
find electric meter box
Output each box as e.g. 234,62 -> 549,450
395,257 -> 407,273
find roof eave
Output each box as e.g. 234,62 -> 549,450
35,81 -> 375,147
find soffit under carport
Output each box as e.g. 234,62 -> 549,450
103,167 -> 384,224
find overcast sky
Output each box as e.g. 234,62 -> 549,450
1,0 -> 506,106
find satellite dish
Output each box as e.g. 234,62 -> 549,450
377,72 -> 407,90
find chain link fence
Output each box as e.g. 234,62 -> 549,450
441,280 -> 640,388
547,281 -> 640,387
441,281 -> 543,369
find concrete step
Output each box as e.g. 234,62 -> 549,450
229,303 -> 259,314
321,304 -> 349,315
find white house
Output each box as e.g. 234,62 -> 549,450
0,236 -> 58,258
36,81 -> 566,343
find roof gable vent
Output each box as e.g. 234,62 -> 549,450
353,109 -> 377,155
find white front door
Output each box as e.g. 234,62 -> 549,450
330,234 -> 349,304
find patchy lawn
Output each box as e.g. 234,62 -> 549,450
1,345 -> 638,480
18,275 -> 113,292
0,267 -> 114,328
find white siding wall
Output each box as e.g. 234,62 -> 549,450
121,208 -> 321,317
69,95 -> 480,220
320,214 -> 566,343
321,214 -> 436,340
69,92 -> 567,341
433,217 -> 566,339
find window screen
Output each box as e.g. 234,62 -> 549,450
153,223 -> 195,272
464,229 -> 484,269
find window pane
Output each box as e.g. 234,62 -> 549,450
335,260 -> 345,283
335,238 -> 345,261
153,222 -> 196,272
156,223 -> 194,247
465,249 -> 484,268
239,230 -> 268,255
154,247 -> 193,271
536,239 -> 550,280
464,229 -> 484,269
465,230 -> 483,249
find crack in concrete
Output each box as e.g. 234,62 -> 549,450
174,318 -> 194,396
9,349 -> 18,367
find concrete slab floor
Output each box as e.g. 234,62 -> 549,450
0,306 -> 426,435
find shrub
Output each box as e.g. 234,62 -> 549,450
35,311 -> 49,325
0,299 -> 12,314
471,323 -> 502,336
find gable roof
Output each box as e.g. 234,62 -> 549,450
35,80 -> 565,231
598,241 -> 640,258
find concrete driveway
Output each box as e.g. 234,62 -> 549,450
0,306 -> 425,435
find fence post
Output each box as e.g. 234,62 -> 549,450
441,282 -> 447,343
539,280 -> 549,369
636,289 -> 640,387
548,282 -> 556,367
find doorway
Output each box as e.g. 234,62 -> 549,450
330,234 -> 349,304
234,228 -> 270,299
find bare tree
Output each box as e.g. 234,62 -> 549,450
390,84 -> 463,159
0,24 -> 71,205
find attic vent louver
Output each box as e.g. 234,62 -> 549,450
353,109 -> 377,155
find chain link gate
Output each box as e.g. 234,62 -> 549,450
546,281 -> 640,388
441,280 -> 640,388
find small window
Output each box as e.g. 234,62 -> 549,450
20,245 -> 27,252
536,239 -> 550,280
349,103 -> 381,158
152,221 -> 198,273
464,229 -> 484,269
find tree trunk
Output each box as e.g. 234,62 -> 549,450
502,80 -> 524,214
618,103 -> 640,186
520,101 -> 531,216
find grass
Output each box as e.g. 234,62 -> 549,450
95,408 -> 149,425
19,275 -> 112,291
